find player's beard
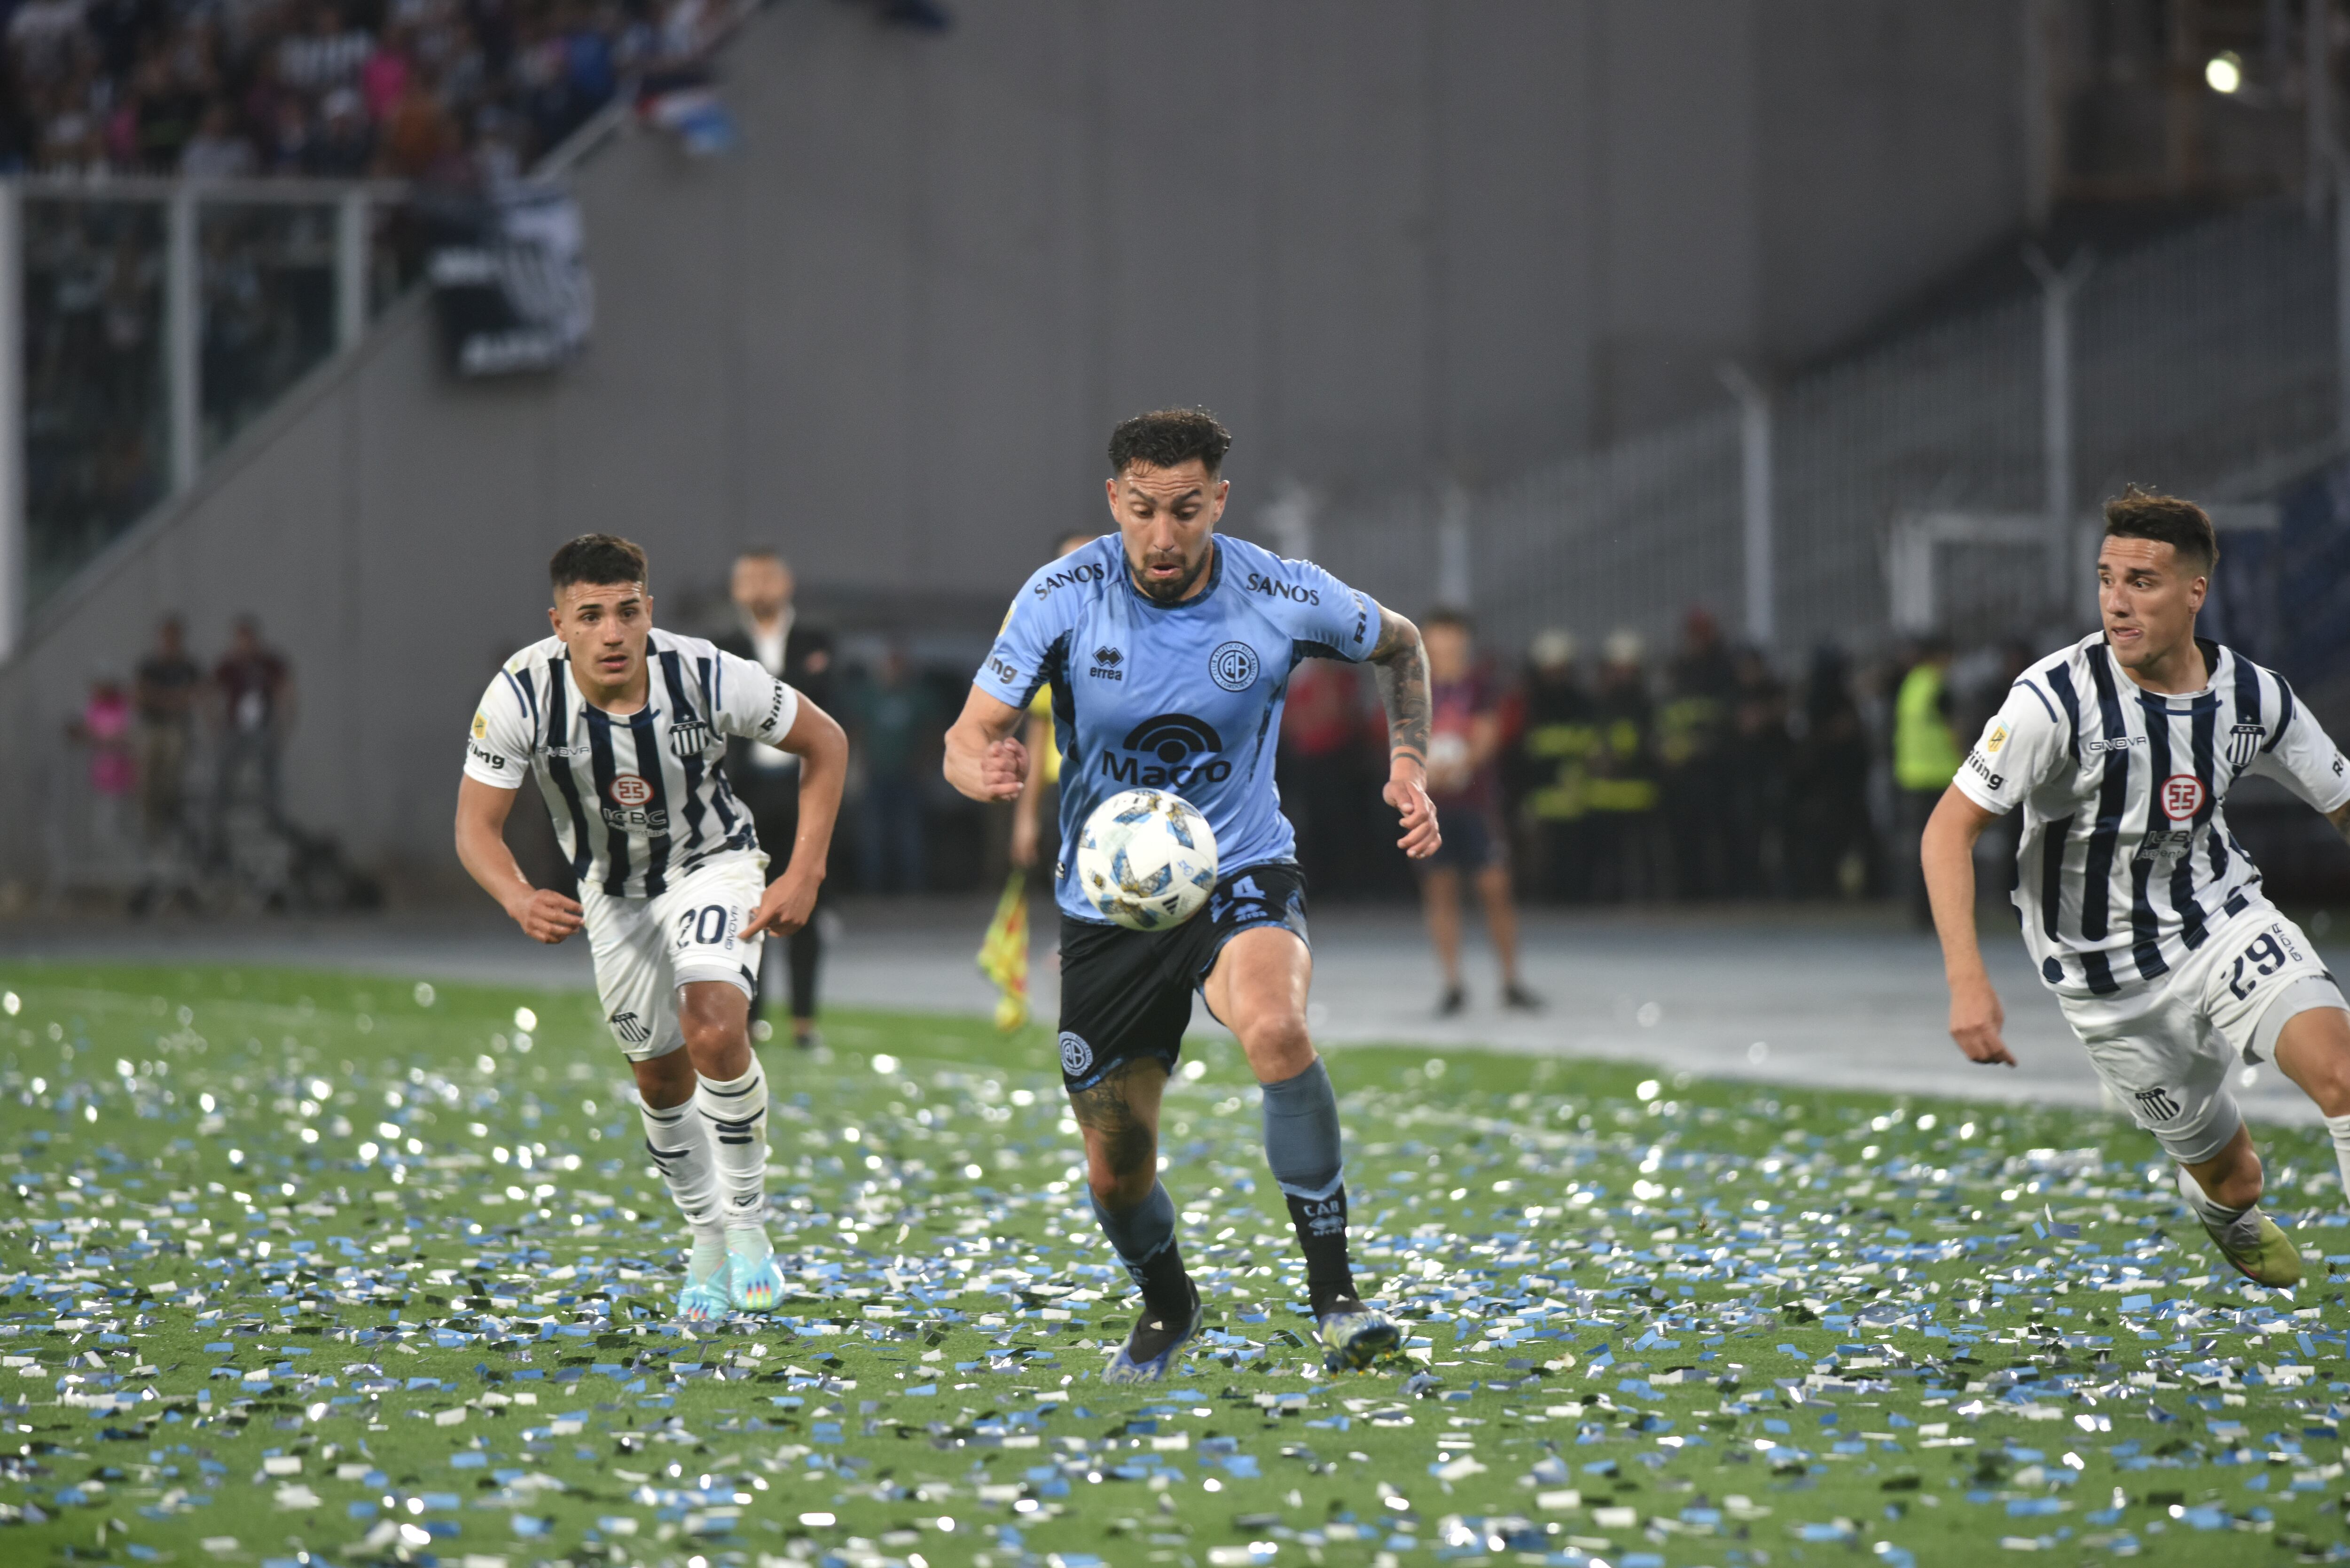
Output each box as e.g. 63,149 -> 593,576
1129,544 -> 1211,605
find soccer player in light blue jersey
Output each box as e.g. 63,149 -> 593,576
944,408 -> 1442,1381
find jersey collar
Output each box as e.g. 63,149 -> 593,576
1117,535 -> 1226,614
2097,632 -> 2227,710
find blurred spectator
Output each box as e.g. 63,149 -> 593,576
1585,628 -> 1664,901
1417,609 -> 1538,1014
714,548 -> 835,1050
180,100 -> 258,177
68,671 -> 137,850
848,644 -> 937,894
1280,656 -> 1371,900
1891,635 -> 1958,927
1724,645 -> 1788,896
1784,643 -> 1873,899
210,612 -> 292,858
133,614 -> 202,848
1511,628 -> 1598,903
1010,531 -> 1094,877
1658,607 -> 1738,900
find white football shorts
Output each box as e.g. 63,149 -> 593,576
580,853 -> 769,1061
2057,906 -> 2347,1164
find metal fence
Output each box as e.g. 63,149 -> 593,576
11,179 -> 415,615
1303,197 -> 2347,665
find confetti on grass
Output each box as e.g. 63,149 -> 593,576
0,965 -> 2345,1567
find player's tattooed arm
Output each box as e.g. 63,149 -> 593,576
1368,606 -> 1441,859
1367,606 -> 1431,768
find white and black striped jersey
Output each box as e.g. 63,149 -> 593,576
1957,632 -> 2350,999
462,630 -> 800,899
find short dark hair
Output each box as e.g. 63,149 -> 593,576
550,534 -> 649,593
1107,408 -> 1232,477
2103,485 -> 2217,574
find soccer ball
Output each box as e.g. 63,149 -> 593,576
1075,788 -> 1219,931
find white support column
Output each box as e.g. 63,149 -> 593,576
1434,481 -> 1471,609
335,189 -> 368,351
0,180 -> 22,662
2027,246 -> 2092,615
165,186 -> 199,494
1718,362 -> 1775,650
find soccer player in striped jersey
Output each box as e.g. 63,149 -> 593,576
454,534 -> 847,1320
1924,488 -> 2350,1287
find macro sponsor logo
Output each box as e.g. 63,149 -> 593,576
468,744 -> 506,771
1244,571 -> 1319,605
1032,561 -> 1108,599
1965,751 -> 2003,790
609,774 -> 654,807
1098,713 -> 1230,788
2160,773 -> 2208,821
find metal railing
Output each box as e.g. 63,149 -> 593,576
1,176 -> 418,639
1299,195 -> 2348,663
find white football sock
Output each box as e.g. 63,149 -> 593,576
695,1061 -> 770,1233
2323,1113 -> 2350,1208
639,1096 -> 723,1242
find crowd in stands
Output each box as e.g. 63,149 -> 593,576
0,0 -> 747,182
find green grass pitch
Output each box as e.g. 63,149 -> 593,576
0,961 -> 2347,1568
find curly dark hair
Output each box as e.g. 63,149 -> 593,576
2103,485 -> 2217,574
549,533 -> 650,593
1107,407 -> 1232,477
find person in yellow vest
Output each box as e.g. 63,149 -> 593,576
1894,635 -> 1960,927
1010,530 -> 1099,875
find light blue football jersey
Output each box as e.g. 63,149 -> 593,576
975,533 -> 1381,923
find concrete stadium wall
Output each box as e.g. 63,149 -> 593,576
0,0 -> 2029,889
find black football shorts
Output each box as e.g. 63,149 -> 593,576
1055,860 -> 1309,1094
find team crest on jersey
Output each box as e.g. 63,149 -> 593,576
668,715 -> 713,757
1058,1031 -> 1094,1077
2132,1086 -> 2183,1122
609,774 -> 654,807
1209,640 -> 1261,693
2226,722 -> 2267,770
2159,773 -> 2207,821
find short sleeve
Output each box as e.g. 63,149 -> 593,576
1279,559 -> 1379,664
975,577 -> 1071,710
1951,679 -> 2070,815
712,648 -> 800,745
463,671 -> 533,790
2251,691 -> 2350,813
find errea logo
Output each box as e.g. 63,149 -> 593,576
1089,645 -> 1125,681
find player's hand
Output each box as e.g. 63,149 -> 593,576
1949,975 -> 2015,1067
509,888 -> 584,944
979,736 -> 1029,801
746,872 -> 818,938
1385,764 -> 1441,860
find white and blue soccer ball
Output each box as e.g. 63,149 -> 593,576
1075,788 -> 1219,931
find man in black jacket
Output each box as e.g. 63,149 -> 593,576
714,549 -> 835,1049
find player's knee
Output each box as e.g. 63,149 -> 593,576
1239,1014 -> 1315,1077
